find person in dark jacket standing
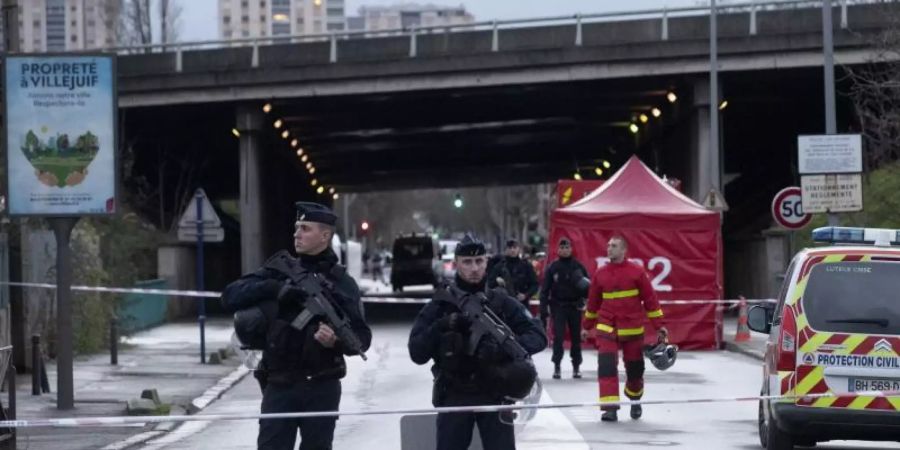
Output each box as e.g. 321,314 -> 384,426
409,235 -> 547,450
221,202 -> 372,450
539,237 -> 590,379
487,239 -> 539,308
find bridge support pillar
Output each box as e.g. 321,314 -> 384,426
688,76 -> 722,203
236,105 -> 266,274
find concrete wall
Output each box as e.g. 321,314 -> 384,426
157,244 -> 197,320
0,233 -> 9,350
725,229 -> 790,300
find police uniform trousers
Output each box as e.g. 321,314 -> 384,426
596,336 -> 644,411
258,378 -> 341,450
550,303 -> 583,367
436,391 -> 515,450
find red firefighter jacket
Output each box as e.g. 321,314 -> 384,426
581,260 -> 664,341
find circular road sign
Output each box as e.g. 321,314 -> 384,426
772,187 -> 812,229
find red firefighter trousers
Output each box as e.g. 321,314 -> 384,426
596,337 -> 645,411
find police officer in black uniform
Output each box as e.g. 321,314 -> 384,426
487,239 -> 539,308
539,237 -> 590,380
409,235 -> 547,450
221,202 -> 372,450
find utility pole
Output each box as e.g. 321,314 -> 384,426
709,0 -> 721,194
822,0 -> 840,226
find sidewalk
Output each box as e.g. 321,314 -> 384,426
8,318 -> 247,450
722,314 -> 767,361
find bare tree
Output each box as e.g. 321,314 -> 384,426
160,0 -> 183,44
845,10 -> 900,170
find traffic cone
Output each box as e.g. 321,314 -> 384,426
735,295 -> 751,343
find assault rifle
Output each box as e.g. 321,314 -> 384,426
436,286 -> 528,361
264,251 -> 368,361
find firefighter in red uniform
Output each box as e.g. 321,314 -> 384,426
580,236 -> 667,422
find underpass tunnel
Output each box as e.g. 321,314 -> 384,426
121,65 -> 858,317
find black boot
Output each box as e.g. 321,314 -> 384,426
572,364 -> 582,379
552,364 -> 561,379
630,404 -> 642,419
601,409 -> 618,422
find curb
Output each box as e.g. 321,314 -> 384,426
100,365 -> 252,450
724,341 -> 765,361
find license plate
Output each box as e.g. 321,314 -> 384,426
848,378 -> 900,392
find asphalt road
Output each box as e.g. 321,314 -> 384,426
141,306 -> 898,450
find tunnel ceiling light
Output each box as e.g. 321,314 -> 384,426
719,100 -> 729,110
573,172 -> 582,181
306,162 -> 313,169
231,128 -> 241,138
311,179 -> 318,186
328,187 -> 335,194
291,139 -> 298,147
639,113 -> 649,124
651,107 -> 662,118
333,193 -> 339,200
667,91 -> 678,103
263,103 -> 272,113
309,167 -> 316,174
629,123 -> 640,134
317,186 -> 325,194
602,160 -> 611,169
301,154 -> 309,162
296,149 -> 304,157
594,167 -> 604,176
281,130 -> 290,139
274,119 -> 283,129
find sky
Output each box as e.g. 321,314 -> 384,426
180,0 -> 704,42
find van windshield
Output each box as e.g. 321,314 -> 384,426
803,261 -> 900,335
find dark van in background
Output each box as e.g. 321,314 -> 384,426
390,234 -> 442,292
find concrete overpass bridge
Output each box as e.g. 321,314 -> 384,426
105,0 -> 896,297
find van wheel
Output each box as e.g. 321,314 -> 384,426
760,399 -> 794,450
766,418 -> 794,450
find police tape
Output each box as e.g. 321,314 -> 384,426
1,391 -> 897,428
0,281 -> 774,306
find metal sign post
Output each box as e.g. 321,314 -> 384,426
50,217 -> 78,409
177,188 -> 223,364
195,192 -> 206,364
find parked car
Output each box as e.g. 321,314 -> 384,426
390,234 -> 442,292
749,226 -> 900,450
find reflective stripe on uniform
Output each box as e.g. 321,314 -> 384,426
617,326 -> 644,337
596,323 -> 614,333
584,311 -> 598,319
646,309 -> 663,319
599,396 -> 620,403
624,386 -> 644,398
603,289 -> 639,299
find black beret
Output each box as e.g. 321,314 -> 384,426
558,237 -> 571,246
455,234 -> 486,257
295,201 -> 337,226
505,238 -> 519,248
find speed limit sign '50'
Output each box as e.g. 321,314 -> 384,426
772,187 -> 812,230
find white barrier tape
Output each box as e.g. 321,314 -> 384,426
1,391 -> 897,429
0,281 -> 221,298
0,281 -> 775,306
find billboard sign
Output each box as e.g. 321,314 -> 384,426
4,55 -> 117,216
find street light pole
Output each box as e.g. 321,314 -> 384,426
710,0 -> 721,194
822,0 -> 840,226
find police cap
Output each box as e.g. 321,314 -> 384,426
295,201 -> 337,226
455,234 -> 486,257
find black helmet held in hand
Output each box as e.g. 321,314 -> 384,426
481,358 -> 538,400
233,300 -> 278,350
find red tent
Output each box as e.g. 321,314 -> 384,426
548,156 -> 724,350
